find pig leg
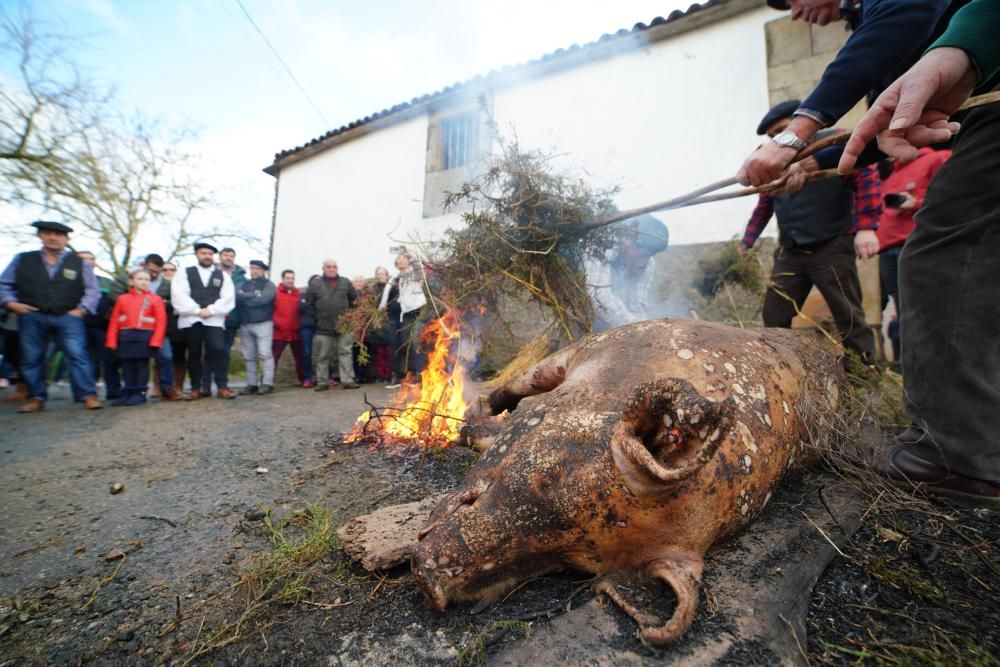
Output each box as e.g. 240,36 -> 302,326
487,345 -> 577,414
596,555 -> 704,645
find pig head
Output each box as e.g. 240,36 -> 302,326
412,319 -> 843,644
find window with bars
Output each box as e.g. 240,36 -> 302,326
440,112 -> 479,170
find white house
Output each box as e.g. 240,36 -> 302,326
264,0 -> 858,282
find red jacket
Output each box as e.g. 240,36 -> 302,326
877,147 -> 951,251
273,284 -> 301,342
105,288 -> 167,349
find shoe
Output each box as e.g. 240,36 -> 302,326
5,383 -> 29,402
18,398 -> 44,413
241,385 -> 260,396
259,385 -> 274,395
111,393 -> 131,407
82,395 -> 103,410
125,393 -> 147,406
385,375 -> 401,389
217,388 -> 237,400
342,382 -> 361,389
314,384 -> 329,392
186,390 -> 205,401
149,386 -> 161,398
160,388 -> 184,401
877,441 -> 1000,508
0,378 -> 9,388
301,380 -> 315,389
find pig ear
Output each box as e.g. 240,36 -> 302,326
610,379 -> 731,487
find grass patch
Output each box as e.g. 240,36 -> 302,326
176,505 -> 342,664
458,620 -> 533,666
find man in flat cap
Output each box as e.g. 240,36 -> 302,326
0,221 -> 103,412
738,100 -> 880,363
585,214 -> 670,332
170,242 -> 236,399
236,260 -> 277,394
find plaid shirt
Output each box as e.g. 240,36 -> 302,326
742,165 -> 881,248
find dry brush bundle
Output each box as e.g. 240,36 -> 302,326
336,289 -> 388,365
432,137 -> 620,343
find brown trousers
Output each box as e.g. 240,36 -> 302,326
762,235 -> 875,361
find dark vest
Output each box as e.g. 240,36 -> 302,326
14,251 -> 85,314
772,175 -> 853,249
187,266 -> 224,308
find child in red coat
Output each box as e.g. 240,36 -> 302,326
106,269 -> 167,406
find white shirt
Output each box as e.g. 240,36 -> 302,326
171,264 -> 235,329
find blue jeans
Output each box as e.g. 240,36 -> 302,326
154,337 -> 174,389
19,312 -> 96,401
301,326 -> 315,381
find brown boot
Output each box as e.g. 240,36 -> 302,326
82,395 -> 103,410
160,387 -> 184,401
5,382 -> 29,403
150,367 -> 161,398
186,390 -> 205,401
173,365 -> 186,393
18,398 -> 45,413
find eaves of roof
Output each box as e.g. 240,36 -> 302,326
264,0 -> 763,176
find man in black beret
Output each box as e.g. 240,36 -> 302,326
236,260 -> 277,394
738,100 -> 879,363
0,221 -> 103,411
170,241 -> 236,399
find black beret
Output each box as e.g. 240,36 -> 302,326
31,220 -> 73,234
627,214 -> 669,254
193,241 -> 219,253
756,99 -> 802,135
249,260 -> 269,270
766,0 -> 791,9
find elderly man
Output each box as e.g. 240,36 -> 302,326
739,100 -> 881,363
236,260 -> 277,395
171,242 -> 236,399
839,1 -> 1000,507
305,258 -> 359,390
0,221 -> 102,412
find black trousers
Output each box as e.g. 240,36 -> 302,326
185,323 -> 227,391
762,235 -> 875,361
121,358 -> 150,394
391,310 -> 424,377
899,85 -> 1000,481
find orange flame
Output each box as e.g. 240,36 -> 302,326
346,311 -> 469,448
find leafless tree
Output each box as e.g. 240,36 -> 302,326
1,7 -> 256,274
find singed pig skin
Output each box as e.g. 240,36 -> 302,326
412,319 -> 843,644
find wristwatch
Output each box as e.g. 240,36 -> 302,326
772,131 -> 807,151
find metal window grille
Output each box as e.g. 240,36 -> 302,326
441,112 -> 478,170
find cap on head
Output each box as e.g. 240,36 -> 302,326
249,260 -> 269,271
193,241 -> 219,253
31,220 -> 73,234
627,215 -> 669,254
766,0 -> 791,9
757,99 -> 801,135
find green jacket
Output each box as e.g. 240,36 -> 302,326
224,265 -> 248,329
929,0 -> 1000,91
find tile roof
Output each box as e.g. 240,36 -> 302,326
265,0 -> 740,174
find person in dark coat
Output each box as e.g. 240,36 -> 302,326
305,258 -> 359,390
0,221 -> 102,412
298,276 -> 317,388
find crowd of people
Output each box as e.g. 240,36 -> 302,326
0,226 -> 431,412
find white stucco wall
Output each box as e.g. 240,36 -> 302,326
270,117 -> 430,282
271,6 -> 777,280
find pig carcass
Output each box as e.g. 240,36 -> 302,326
412,319 -> 843,644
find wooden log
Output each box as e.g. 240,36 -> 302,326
337,494 -> 447,572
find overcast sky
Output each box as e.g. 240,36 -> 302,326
5,0 -> 692,266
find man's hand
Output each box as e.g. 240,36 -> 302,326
839,48 -> 975,172
5,302 -> 38,315
854,230 -> 880,260
770,158 -> 818,195
737,142 -> 798,187
737,242 -> 750,257
67,308 -> 84,318
198,308 -> 212,319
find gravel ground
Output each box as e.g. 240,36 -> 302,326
1,382 -> 996,666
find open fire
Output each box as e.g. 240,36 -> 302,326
345,310 -> 471,449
